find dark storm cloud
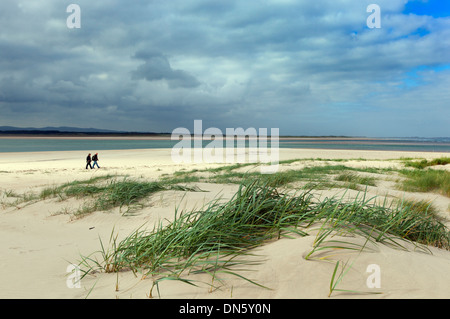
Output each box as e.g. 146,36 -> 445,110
131,51 -> 201,89
0,0 -> 449,136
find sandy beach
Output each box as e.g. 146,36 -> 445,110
0,147 -> 449,299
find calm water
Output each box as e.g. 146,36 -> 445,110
0,137 -> 449,153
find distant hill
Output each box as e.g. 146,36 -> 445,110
0,126 -> 173,136
0,126 -> 123,133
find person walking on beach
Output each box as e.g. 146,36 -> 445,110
86,153 -> 92,169
92,153 -> 100,169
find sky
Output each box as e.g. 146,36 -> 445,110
0,0 -> 449,137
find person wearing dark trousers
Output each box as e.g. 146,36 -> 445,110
92,153 -> 100,169
86,153 -> 93,169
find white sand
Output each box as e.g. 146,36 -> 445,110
0,147 -> 449,299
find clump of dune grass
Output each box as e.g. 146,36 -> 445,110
205,165 -> 375,189
40,175 -> 202,218
0,189 -> 39,209
79,180 -> 315,279
39,174 -> 119,200
395,198 -> 443,221
404,157 -> 450,169
334,171 -> 377,190
2,189 -> 20,198
160,163 -> 391,189
77,178 -> 450,297
399,169 -> 450,197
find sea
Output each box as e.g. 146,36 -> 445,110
0,137 -> 449,153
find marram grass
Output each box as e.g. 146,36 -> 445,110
399,169 -> 450,197
40,175 -> 200,218
403,157 -> 450,169
78,178 -> 450,297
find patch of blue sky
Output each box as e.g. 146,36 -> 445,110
403,0 -> 450,18
408,64 -> 450,75
399,64 -> 450,89
408,27 -> 431,37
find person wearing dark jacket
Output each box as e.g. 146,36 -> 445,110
92,153 -> 100,168
86,153 -> 92,169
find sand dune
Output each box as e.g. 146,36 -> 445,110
0,148 -> 449,299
